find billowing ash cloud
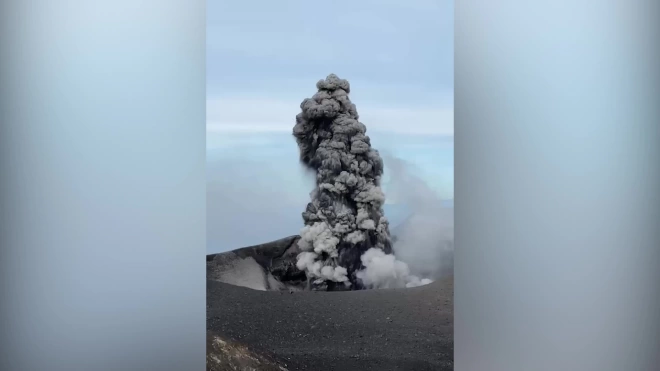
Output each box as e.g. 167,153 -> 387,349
292,74 -> 431,290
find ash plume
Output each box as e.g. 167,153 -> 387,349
292,74 -> 431,290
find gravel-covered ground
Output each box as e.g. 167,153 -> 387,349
207,276 -> 453,371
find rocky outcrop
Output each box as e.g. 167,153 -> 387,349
207,235 -> 308,291
207,331 -> 291,371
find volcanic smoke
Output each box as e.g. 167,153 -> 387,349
293,74 -> 431,290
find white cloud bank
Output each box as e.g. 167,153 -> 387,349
207,97 -> 453,136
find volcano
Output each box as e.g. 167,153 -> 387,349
206,74 -> 453,370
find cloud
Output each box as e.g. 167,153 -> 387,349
207,97 -> 453,136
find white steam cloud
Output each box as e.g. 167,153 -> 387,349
384,154 -> 454,280
357,248 -> 433,289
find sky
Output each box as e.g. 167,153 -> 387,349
207,0 -> 454,252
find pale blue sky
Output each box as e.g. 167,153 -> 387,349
206,0 -> 454,251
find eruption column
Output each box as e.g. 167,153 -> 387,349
293,74 -> 392,290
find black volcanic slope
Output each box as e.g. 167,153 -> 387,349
206,276 -> 453,371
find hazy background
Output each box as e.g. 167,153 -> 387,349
207,0 -> 454,253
